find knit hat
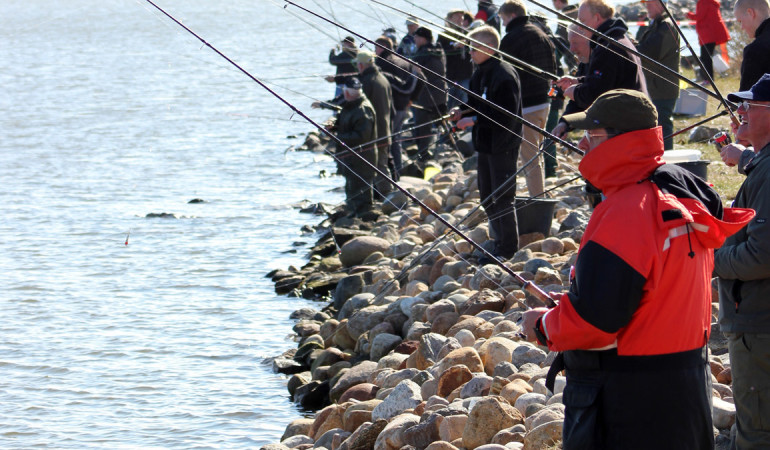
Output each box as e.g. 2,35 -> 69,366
414,26 -> 433,42
562,89 -> 658,132
342,36 -> 355,45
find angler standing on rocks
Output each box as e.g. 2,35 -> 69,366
499,0 -> 556,197
521,89 -> 753,449
326,36 -> 358,100
734,0 -> 770,91
412,26 -> 448,162
449,25 -> 522,263
331,77 -> 378,218
356,50 -> 393,196
714,74 -> 770,450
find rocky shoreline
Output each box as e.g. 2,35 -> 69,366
263,134 -> 736,450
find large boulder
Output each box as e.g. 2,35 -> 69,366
373,413 -> 421,450
370,333 -> 403,361
463,396 -> 524,449
330,361 -> 379,403
340,236 -> 391,267
478,337 -> 518,375
371,380 -> 423,421
436,347 -> 485,375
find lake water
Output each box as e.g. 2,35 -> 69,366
0,0 -> 703,447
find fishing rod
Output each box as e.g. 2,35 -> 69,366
656,0 -> 740,127
368,0 -> 560,82
143,0 -> 555,305
664,109 -> 729,142
522,0 -> 723,104
283,0 -> 584,158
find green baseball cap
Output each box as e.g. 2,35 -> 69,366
562,89 -> 658,132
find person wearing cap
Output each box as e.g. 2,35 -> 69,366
520,89 -> 753,448
356,50 -> 393,195
637,0 -> 680,150
327,36 -> 359,99
375,36 -> 425,178
715,73 -> 770,450
499,0 -> 556,198
552,0 -> 648,139
449,25 -> 523,261
412,26 -> 448,161
397,16 -> 419,59
330,77 -> 378,217
735,0 -> 770,91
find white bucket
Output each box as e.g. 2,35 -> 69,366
662,149 -> 701,164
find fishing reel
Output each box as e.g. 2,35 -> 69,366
711,131 -> 732,151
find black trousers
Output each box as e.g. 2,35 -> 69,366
561,348 -> 715,450
700,43 -> 716,81
477,151 -> 519,257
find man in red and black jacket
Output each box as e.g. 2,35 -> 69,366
521,89 -> 754,449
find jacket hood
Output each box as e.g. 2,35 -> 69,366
594,18 -> 629,46
579,127 -> 664,194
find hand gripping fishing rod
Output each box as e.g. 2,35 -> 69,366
656,0 -> 740,127
144,0 -> 556,306
283,0 -> 584,159
523,0 -> 725,105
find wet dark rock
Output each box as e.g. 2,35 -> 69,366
187,198 -> 205,204
145,212 -> 177,219
273,357 -> 305,375
293,380 -> 330,409
275,275 -> 305,295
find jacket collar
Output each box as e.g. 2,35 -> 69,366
579,127 -> 664,195
592,18 -> 629,48
505,15 -> 529,33
756,17 -> 770,38
744,143 -> 770,174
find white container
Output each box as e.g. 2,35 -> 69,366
662,149 -> 701,164
674,88 -> 708,116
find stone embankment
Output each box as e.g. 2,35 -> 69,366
264,135 -> 735,450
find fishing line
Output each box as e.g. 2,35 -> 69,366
284,0 -> 583,158
140,0 -> 556,303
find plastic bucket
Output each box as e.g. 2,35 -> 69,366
515,197 -> 559,236
674,160 -> 710,181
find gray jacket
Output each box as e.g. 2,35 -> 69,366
715,143 -> 770,333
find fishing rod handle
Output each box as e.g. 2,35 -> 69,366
521,280 -> 557,308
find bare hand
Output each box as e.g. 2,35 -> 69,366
721,143 -> 746,166
520,308 -> 549,343
556,76 -> 578,91
448,107 -> 463,122
457,117 -> 475,130
324,75 -> 335,83
551,121 -> 569,139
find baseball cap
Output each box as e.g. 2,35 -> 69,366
727,73 -> 770,103
344,77 -> 362,90
562,89 -> 658,132
355,50 -> 375,65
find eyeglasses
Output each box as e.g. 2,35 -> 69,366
739,101 -> 751,112
582,130 -> 613,144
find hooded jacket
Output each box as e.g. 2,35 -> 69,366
335,95 -> 376,153
359,65 -> 393,148
437,30 -> 474,83
687,0 -> 730,46
539,127 -> 753,356
739,17 -> 770,91
329,47 -> 358,85
571,18 -> 648,113
716,143 -> 770,333
376,50 -> 425,111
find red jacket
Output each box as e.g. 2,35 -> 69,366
687,0 -> 730,46
540,128 -> 753,356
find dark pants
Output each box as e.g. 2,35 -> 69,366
653,98 -> 677,150
727,332 -> 770,449
561,348 -> 714,450
338,148 -> 376,215
412,104 -> 447,161
477,151 -> 519,257
390,109 -> 409,175
700,43 -> 716,81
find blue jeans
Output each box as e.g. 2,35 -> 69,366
653,98 -> 676,150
